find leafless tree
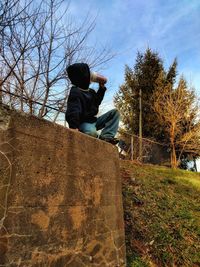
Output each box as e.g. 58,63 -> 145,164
153,73 -> 200,168
0,0 -> 114,123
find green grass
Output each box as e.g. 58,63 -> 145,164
121,161 -> 200,267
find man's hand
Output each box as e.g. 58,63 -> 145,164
99,82 -> 106,88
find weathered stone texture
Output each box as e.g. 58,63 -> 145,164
0,105 -> 126,266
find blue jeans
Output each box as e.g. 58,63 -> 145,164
79,109 -> 120,139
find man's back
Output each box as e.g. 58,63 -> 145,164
65,63 -> 106,129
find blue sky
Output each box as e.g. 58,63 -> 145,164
67,0 -> 200,170
69,0 -> 200,111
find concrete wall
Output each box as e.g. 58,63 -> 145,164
0,105 -> 126,267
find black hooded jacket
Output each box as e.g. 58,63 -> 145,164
66,63 -> 106,129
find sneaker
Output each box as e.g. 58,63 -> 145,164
99,137 -> 119,145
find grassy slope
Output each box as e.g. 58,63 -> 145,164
120,160 -> 200,267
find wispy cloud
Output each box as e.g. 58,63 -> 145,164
66,0 -> 200,95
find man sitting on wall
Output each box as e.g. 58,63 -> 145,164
65,63 -> 120,144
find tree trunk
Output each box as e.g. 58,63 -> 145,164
0,79 -> 2,104
170,124 -> 178,168
170,143 -> 177,168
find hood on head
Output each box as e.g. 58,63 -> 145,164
67,63 -> 90,89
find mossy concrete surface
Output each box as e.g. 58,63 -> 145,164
0,105 -> 126,267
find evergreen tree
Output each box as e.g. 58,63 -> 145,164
114,65 -> 138,134
166,58 -> 177,85
114,48 -> 176,141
